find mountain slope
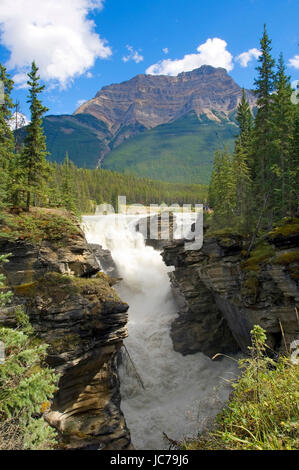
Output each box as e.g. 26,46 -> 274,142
18,113 -> 112,168
74,65 -> 255,183
18,66 -> 255,183
102,111 -> 237,184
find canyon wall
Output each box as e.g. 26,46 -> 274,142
0,212 -> 131,450
162,224 -> 299,356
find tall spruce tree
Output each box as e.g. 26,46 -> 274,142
20,62 -> 49,211
272,54 -> 295,217
233,89 -> 253,226
208,27 -> 299,232
291,86 -> 299,215
61,153 -> 77,212
0,65 -> 15,208
208,148 -> 236,225
253,24 -> 276,224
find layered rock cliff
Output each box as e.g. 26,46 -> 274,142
0,209 -> 131,450
75,66 -> 256,138
162,220 -> 299,356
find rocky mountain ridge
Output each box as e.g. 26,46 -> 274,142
75,66 -> 255,138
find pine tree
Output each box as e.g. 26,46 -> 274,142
290,86 -> 299,215
253,24 -> 276,224
61,153 -> 77,212
20,62 -> 49,211
272,54 -> 295,217
0,65 -> 15,208
233,89 -> 253,228
208,149 -> 236,225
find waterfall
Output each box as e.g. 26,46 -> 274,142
82,214 -> 238,450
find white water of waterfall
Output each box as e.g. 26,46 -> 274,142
82,214 -> 238,450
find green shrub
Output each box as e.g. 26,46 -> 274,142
0,257 -> 59,450
0,209 -> 79,244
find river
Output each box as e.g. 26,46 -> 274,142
82,213 -> 237,450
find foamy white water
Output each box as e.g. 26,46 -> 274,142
82,214 -> 238,450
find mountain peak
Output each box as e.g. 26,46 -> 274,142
177,64 -> 228,77
75,65 -> 255,135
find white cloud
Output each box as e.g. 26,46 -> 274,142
235,48 -> 261,67
11,72 -> 28,89
162,47 -> 169,55
86,71 -> 93,78
146,38 -> 234,76
77,99 -> 87,107
0,0 -> 112,88
288,55 -> 299,69
122,45 -> 144,64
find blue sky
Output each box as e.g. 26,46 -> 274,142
0,0 -> 298,118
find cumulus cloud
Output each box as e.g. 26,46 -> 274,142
146,38 -> 234,76
288,55 -> 299,69
122,45 -> 144,64
162,47 -> 169,54
0,0 -> 112,88
235,48 -> 261,67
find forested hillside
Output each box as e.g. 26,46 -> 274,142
49,162 -> 208,214
17,113 -> 111,169
102,112 -> 236,184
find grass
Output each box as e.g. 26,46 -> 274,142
181,326 -> 299,450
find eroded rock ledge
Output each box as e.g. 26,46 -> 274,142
0,213 -> 132,450
162,225 -> 299,356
